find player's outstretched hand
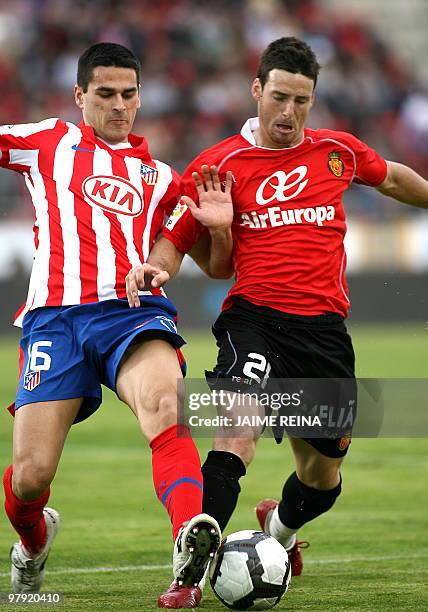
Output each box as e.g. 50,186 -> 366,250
182,165 -> 233,230
125,264 -> 170,308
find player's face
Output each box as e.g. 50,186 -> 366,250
252,69 -> 314,148
74,66 -> 140,144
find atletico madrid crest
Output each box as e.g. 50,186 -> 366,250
140,163 -> 158,185
328,151 -> 344,177
23,370 -> 41,391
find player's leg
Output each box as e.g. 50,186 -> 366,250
263,437 -> 343,538
116,339 -> 220,596
255,314 -> 355,575
202,301 -> 272,532
269,319 -> 354,561
256,438 -> 346,577
97,298 -> 219,607
117,340 -> 205,532
203,401 -> 259,532
5,304 -> 103,592
4,398 -> 82,592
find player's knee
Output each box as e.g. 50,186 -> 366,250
156,393 -> 179,428
295,448 -> 343,490
135,387 -> 179,439
12,460 -> 54,500
299,465 -> 341,490
213,438 -> 256,468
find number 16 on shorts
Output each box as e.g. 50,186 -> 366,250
23,340 -> 53,391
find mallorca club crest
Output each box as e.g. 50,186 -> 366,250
140,163 -> 158,186
338,433 -> 352,451
328,151 -> 344,177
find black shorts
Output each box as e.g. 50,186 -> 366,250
206,298 -> 356,458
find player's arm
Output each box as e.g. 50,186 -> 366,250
183,165 -> 234,278
125,166 -> 234,307
125,237 -> 183,307
188,231 -> 234,279
376,161 -> 428,208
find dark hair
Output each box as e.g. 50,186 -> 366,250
257,37 -> 320,89
77,42 -> 141,92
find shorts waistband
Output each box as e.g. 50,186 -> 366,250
232,297 -> 344,326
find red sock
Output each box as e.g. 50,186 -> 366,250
3,465 -> 49,553
150,425 -> 203,541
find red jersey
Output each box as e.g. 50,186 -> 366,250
163,117 -> 387,318
0,119 -> 179,326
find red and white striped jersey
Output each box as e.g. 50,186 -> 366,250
0,119 -> 180,326
164,117 -> 388,318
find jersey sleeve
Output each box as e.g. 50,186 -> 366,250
0,119 -> 59,172
343,132 -> 388,186
162,161 -> 206,254
158,166 -> 181,216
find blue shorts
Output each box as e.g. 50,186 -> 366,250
14,296 -> 186,423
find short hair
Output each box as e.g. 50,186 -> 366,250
257,37 -> 320,89
77,42 -> 141,92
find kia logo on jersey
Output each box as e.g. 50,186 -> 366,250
256,166 -> 309,205
82,175 -> 144,216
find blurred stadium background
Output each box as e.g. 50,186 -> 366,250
0,1 -> 428,610
1,0 -> 428,328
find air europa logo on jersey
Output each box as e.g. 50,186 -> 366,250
82,175 -> 143,217
256,166 -> 309,205
241,204 -> 335,229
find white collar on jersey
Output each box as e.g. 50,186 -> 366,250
240,117 -> 260,144
240,116 -> 305,149
98,137 -> 131,150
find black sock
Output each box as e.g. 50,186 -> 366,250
202,450 -> 246,531
278,471 -> 342,530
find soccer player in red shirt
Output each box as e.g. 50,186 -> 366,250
1,42 -> 222,608
126,36 -> 428,583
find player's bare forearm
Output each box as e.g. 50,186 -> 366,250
207,227 -> 234,278
125,238 -> 184,307
188,230 -> 234,279
377,161 -> 428,208
147,236 -> 184,279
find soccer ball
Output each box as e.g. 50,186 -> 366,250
209,530 -> 291,610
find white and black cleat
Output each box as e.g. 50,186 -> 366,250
173,513 -> 221,587
10,507 -> 60,593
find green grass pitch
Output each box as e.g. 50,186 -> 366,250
0,325 -> 427,611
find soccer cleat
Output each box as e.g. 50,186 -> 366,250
157,581 -> 202,609
10,507 -> 60,593
255,499 -> 309,576
172,513 -> 221,587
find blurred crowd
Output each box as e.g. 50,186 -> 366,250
1,0 -> 428,220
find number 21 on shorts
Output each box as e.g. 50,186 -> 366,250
243,352 -> 271,388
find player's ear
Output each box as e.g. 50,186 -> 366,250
74,85 -> 84,109
251,78 -> 262,102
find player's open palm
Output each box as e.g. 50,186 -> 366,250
181,165 -> 233,230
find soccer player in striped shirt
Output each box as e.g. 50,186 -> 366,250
1,42 -> 224,608
127,37 -> 428,584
